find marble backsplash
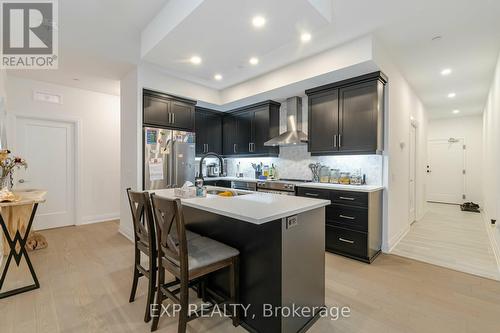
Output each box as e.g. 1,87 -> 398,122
200,145 -> 383,186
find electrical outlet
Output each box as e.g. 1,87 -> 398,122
286,216 -> 298,229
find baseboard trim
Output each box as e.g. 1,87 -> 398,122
118,225 -> 134,242
384,225 -> 410,253
482,209 -> 500,276
80,212 -> 120,225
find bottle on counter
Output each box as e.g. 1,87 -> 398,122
263,165 -> 270,178
269,164 -> 276,179
329,169 -> 340,184
319,166 -> 330,183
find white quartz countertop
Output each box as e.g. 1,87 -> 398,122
296,183 -> 384,192
203,176 -> 259,182
150,187 -> 330,225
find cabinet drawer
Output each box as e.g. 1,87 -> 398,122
326,225 -> 367,258
296,187 -> 330,200
326,204 -> 368,232
330,190 -> 368,207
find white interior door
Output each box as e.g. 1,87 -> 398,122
427,138 -> 465,204
409,124 -> 417,223
14,117 -> 75,230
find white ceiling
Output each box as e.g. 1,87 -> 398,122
6,0 -> 500,119
7,0 -> 169,95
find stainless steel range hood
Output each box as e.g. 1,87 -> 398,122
264,96 -> 308,147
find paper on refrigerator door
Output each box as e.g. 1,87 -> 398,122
149,158 -> 164,181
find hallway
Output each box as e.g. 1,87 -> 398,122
392,203 -> 500,280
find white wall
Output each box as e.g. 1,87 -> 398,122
428,115 -> 483,205
482,50 -> 500,261
6,76 -> 121,225
0,69 -> 7,149
373,39 -> 429,252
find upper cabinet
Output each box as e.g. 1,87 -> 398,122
306,72 -> 386,156
222,101 -> 280,157
143,90 -> 196,131
195,107 -> 223,156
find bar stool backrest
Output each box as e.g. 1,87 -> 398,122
126,188 -> 156,253
150,194 -> 188,277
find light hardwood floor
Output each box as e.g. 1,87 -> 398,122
1,221 -> 500,333
392,202 -> 500,281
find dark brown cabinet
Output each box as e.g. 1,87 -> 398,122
306,72 -> 386,156
195,107 -> 223,156
143,90 -> 196,131
222,101 -> 280,157
297,187 -> 382,263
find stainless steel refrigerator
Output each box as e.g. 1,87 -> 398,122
143,127 -> 196,190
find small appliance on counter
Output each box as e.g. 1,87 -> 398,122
206,163 -> 219,177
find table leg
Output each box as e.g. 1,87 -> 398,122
0,203 -> 40,299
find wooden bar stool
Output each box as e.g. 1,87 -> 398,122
150,194 -> 240,332
126,188 -> 157,323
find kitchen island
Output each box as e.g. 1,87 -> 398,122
151,187 -> 330,333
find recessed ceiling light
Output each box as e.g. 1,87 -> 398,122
441,68 -> 452,76
72,78 -> 80,81
431,35 -> 442,42
452,109 -> 460,114
214,74 -> 223,81
300,32 -> 312,43
252,16 -> 266,28
249,57 -> 259,65
190,56 -> 202,65
447,92 -> 456,98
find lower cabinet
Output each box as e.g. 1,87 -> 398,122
297,187 -> 382,263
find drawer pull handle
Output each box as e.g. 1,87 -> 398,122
339,237 -> 354,244
339,196 -> 355,201
339,214 -> 355,220
305,193 -> 319,197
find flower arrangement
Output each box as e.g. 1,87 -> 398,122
0,149 -> 28,189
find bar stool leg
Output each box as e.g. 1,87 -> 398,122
129,249 -> 140,303
178,275 -> 189,333
151,267 -> 164,332
144,254 -> 156,322
230,256 -> 240,327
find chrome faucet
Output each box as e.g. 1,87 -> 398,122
198,152 -> 224,180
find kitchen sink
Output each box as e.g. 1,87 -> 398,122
206,189 -> 249,196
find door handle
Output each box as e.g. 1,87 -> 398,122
305,192 -> 319,197
206,143 -> 209,152
339,214 -> 355,220
338,134 -> 342,147
233,144 -> 237,153
168,113 -> 172,124
249,143 -> 252,152
339,196 -> 355,201
333,134 -> 337,148
172,113 -> 175,123
339,237 -> 354,244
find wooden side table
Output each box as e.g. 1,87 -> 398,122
0,190 -> 47,299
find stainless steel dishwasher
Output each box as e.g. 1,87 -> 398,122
231,180 -> 257,191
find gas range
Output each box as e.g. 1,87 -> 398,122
256,178 -> 311,195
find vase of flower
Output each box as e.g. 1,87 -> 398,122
0,149 -> 27,190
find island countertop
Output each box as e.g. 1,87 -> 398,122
151,187 -> 330,225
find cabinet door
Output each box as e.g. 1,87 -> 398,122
223,116 -> 239,155
144,95 -> 170,126
237,112 -> 253,155
251,106 -> 269,154
309,90 -> 339,153
205,113 -> 222,154
195,111 -> 207,155
338,81 -> 378,153
170,100 -> 194,131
